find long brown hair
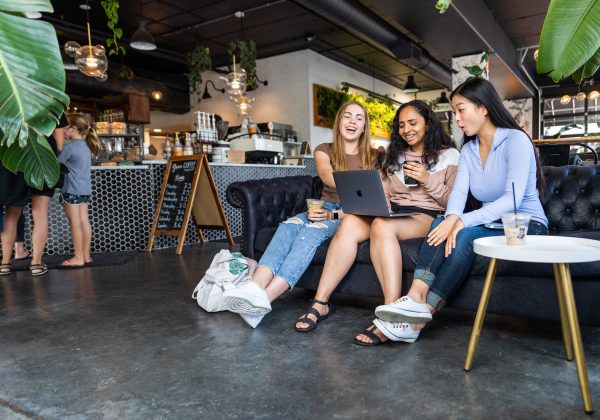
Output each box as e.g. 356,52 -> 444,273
330,100 -> 375,170
67,113 -> 102,155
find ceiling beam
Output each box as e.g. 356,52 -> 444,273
450,0 -> 535,98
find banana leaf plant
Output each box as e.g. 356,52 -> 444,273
0,0 -> 69,190
537,0 -> 600,83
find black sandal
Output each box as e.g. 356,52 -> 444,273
0,263 -> 11,276
294,299 -> 331,333
30,264 -> 48,276
353,324 -> 388,347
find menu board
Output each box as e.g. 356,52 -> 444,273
157,160 -> 197,231
148,155 -> 233,254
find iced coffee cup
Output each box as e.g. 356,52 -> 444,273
306,199 -> 324,219
501,213 -> 531,246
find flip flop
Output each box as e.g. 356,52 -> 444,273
14,252 -> 32,261
59,260 -> 85,269
84,258 -> 94,265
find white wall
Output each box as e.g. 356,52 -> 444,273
148,49 -> 449,149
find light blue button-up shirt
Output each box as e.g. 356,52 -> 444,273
445,127 -> 548,227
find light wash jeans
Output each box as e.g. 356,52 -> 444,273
258,202 -> 342,289
413,216 -> 549,310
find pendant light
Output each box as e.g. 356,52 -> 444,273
236,94 -> 254,116
403,75 -> 419,94
220,54 -> 246,99
130,21 -> 156,51
64,1 -> 108,79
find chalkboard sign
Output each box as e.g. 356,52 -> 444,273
157,160 -> 197,231
148,155 -> 233,254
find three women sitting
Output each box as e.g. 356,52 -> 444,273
221,77 -> 547,344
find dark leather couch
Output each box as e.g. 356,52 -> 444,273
226,165 -> 600,326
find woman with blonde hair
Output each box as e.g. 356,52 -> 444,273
222,100 -> 376,327
58,114 -> 102,268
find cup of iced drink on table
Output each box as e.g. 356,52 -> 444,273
306,199 -> 324,219
501,213 -> 531,245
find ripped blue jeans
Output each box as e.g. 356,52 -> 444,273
258,202 -> 342,289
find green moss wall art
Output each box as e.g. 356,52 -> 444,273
313,84 -> 398,138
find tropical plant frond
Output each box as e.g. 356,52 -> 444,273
0,131 -> 59,190
537,0 -> 600,82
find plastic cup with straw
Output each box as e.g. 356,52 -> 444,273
501,182 -> 531,245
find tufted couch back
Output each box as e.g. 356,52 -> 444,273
226,166 -> 600,257
542,165 -> 600,233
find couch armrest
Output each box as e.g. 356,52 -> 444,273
226,175 -> 314,258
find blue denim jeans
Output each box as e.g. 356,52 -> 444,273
258,202 -> 342,289
413,216 -> 549,310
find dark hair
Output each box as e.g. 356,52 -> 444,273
450,77 -> 545,196
381,100 -> 456,177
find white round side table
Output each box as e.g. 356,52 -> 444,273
469,236 -> 600,414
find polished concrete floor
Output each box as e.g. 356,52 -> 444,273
0,242 -> 599,419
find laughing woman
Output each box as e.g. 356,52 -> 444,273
294,100 -> 459,341
375,78 -> 548,337
222,100 -> 376,328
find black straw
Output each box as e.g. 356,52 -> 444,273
512,182 -> 517,214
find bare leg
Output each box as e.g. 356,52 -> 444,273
356,214 -> 433,344
78,203 -> 92,263
30,195 -> 50,266
62,203 -> 85,265
265,277 -> 289,302
1,207 -> 23,266
296,215 -> 372,330
252,266 -> 276,289
246,264 -> 290,302
14,242 -> 28,259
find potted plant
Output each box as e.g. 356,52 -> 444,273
0,0 -> 69,189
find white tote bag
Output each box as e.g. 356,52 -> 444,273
192,250 -> 250,312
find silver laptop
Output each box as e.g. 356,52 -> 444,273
333,170 -> 419,217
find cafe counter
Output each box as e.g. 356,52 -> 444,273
23,159 -> 316,255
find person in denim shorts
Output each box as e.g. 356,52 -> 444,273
57,114 -> 102,268
221,101 -> 378,328
375,78 -> 549,341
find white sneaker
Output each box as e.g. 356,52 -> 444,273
240,312 -> 265,328
374,296 -> 432,324
373,318 -> 420,343
222,281 -> 272,316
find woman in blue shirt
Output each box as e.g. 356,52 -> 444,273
373,78 -> 548,341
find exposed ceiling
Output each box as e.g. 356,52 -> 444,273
46,0 -> 568,111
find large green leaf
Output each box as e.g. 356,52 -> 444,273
0,0 -> 53,13
0,10 -> 69,148
0,131 -> 58,190
537,0 -> 600,82
572,46 -> 600,83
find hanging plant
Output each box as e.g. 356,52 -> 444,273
186,45 -> 212,99
101,0 -> 126,56
118,64 -> 134,80
228,38 -> 258,90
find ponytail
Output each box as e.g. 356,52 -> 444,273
85,126 -> 102,155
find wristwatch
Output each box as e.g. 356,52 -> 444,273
332,211 -> 339,220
